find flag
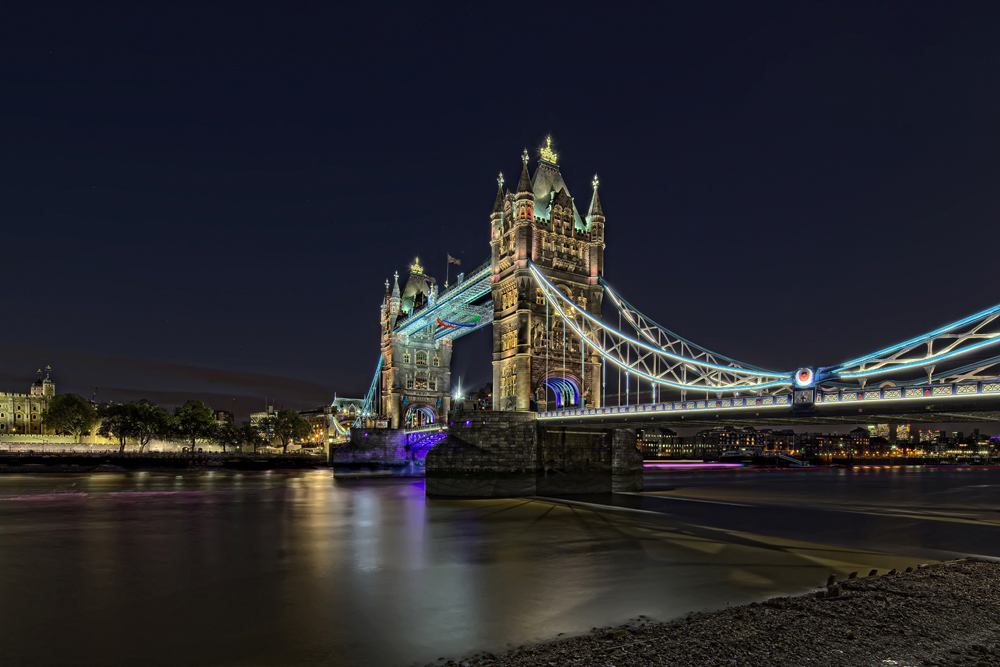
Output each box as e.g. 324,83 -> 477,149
447,254 -> 461,265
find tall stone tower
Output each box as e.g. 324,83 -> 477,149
379,260 -> 453,428
491,138 -> 606,412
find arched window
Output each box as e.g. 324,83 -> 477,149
536,289 -> 545,305
433,356 -> 440,367
402,353 -> 411,364
415,351 -> 428,365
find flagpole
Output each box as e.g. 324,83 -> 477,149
445,253 -> 449,288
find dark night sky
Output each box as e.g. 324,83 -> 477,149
3,2 -> 1000,424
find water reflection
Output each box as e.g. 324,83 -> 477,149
0,471 -> 928,667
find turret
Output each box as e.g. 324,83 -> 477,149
587,174 -> 604,235
388,271 -> 401,328
491,172 -> 505,238
513,149 -> 534,222
587,175 -> 606,279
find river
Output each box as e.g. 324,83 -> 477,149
0,468 -> 994,667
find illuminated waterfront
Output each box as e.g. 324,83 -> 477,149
0,469 -> 995,667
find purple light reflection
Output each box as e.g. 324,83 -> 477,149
644,462 -> 743,469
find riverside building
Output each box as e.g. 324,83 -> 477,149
0,368 -> 55,435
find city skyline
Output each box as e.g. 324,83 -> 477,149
3,3 -> 1000,421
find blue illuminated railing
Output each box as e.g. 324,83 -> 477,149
538,379 -> 1000,420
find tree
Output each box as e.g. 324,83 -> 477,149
271,410 -> 312,453
236,423 -> 266,454
97,403 -> 132,452
211,422 -> 239,454
173,400 -> 215,452
43,394 -> 97,442
130,400 -> 171,453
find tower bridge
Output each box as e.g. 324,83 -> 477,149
353,139 -> 1000,432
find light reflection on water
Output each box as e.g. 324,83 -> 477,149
0,470 -> 921,667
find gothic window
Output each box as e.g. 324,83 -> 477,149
402,353 -> 411,364
500,363 -> 517,398
429,379 -> 437,391
433,356 -> 440,367
415,351 -> 428,365
31,414 -> 37,421
536,289 -> 545,305
502,330 -> 517,351
406,378 -> 415,390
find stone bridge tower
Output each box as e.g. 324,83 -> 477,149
490,138 -> 605,412
379,260 -> 453,428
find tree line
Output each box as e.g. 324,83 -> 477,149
41,395 -> 313,454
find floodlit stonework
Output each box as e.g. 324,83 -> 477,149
380,260 -> 453,428
0,369 -> 55,435
490,139 -> 605,412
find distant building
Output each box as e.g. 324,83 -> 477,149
760,429 -> 796,452
0,368 -> 56,436
213,410 -> 234,425
849,427 -> 869,450
636,428 -> 679,458
299,405 -> 337,447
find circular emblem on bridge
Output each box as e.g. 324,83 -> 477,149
795,367 -> 815,387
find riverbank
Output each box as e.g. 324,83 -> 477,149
437,559 -> 1000,667
0,453 -> 328,472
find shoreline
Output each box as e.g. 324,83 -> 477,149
430,559 -> 1000,667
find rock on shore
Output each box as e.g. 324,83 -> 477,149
430,559 -> 1000,667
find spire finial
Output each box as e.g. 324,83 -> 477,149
521,149 -> 529,165
539,136 -> 558,164
410,257 -> 423,274
498,172 -> 504,188
587,174 -> 604,219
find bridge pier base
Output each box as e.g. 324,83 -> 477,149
425,411 -> 642,498
333,428 -> 410,468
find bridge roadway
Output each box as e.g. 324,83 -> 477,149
538,379 -> 1000,427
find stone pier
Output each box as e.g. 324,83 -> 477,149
332,428 -> 409,467
425,411 -> 642,498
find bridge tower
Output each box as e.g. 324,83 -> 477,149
491,138 -> 605,412
379,260 -> 453,428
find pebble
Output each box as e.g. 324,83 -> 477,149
427,560 -> 1000,667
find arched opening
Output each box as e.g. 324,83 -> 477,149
404,405 -> 436,428
537,373 -> 581,411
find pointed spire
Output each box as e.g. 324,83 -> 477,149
391,271 -> 400,299
492,172 -> 505,213
587,174 -> 604,219
516,149 -> 532,193
384,279 -> 390,301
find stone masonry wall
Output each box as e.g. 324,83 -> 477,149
333,428 -> 408,464
426,411 -> 642,497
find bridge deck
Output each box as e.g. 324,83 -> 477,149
538,380 -> 1000,427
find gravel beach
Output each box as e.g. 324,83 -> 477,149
429,559 -> 1000,667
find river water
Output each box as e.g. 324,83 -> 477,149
0,468 -> 990,667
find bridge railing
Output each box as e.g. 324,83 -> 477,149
540,395 -> 793,419
539,380 -> 1000,420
